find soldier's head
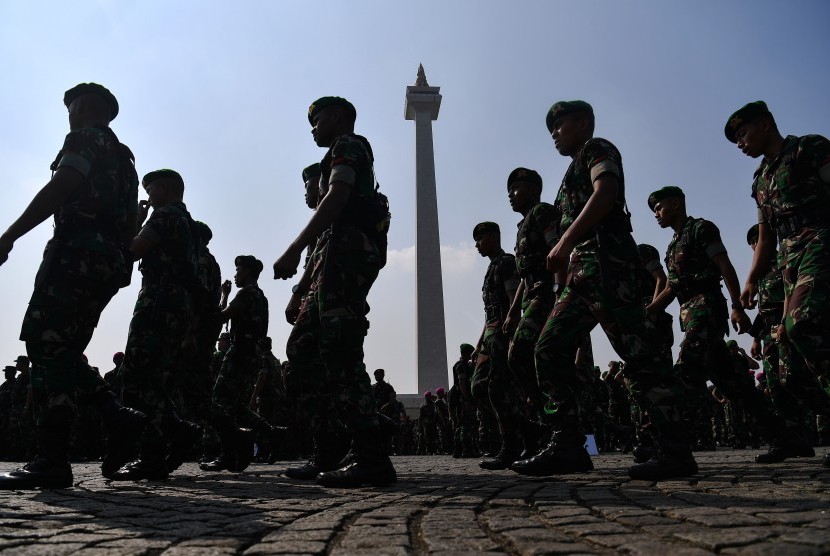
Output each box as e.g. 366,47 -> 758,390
374,368 -> 385,382
424,390 -> 434,400
308,97 -> 356,148
257,336 -> 272,354
3,366 -> 16,381
218,332 -> 231,351
196,221 -> 213,246
234,255 -> 263,287
64,83 -> 119,130
435,387 -> 445,399
648,186 -> 686,229
746,224 -> 760,251
546,100 -> 595,157
459,343 -> 475,360
507,167 -> 543,215
142,169 -> 185,207
473,222 -> 500,258
302,163 -> 322,209
725,101 -> 780,159
14,356 -> 29,372
112,352 -> 125,366
726,339 -> 739,353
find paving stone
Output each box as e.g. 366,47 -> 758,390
673,527 -> 778,550
244,541 -> 327,554
725,543 -> 827,556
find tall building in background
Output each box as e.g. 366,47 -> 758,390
405,65 -> 448,394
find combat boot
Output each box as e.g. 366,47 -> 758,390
632,444 -> 656,464
166,418 -> 202,473
479,435 -> 521,470
285,433 -> 350,480
755,436 -> 815,463
510,426 -> 593,477
97,391 -> 147,479
0,406 -> 74,490
316,429 -> 397,488
110,457 -> 169,481
518,419 -> 541,460
628,438 -> 698,481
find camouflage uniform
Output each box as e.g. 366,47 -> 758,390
666,216 -> 782,438
120,201 -> 199,459
471,249 -> 523,442
21,125 -> 136,449
752,135 -> 830,395
451,357 -> 477,455
0,373 -> 14,459
535,138 -> 683,435
508,201 -> 559,413
418,396 -> 438,454
286,132 -> 385,434
373,379 -> 396,415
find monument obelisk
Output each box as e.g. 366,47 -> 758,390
405,65 -> 448,392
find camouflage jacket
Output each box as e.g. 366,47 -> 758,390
554,138 -> 639,294
752,134 -> 830,235
228,284 -> 269,348
637,243 -> 663,306
198,245 -> 222,308
137,202 -> 200,295
482,250 -> 519,324
372,380 -> 396,409
666,217 -> 726,303
514,201 -> 559,289
50,126 -> 138,251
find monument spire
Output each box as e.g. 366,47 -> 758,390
405,67 -> 447,393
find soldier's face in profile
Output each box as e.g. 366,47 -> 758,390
508,181 -> 537,214
550,114 -> 584,157
652,198 -> 681,229
312,107 -> 337,148
67,99 -> 82,131
735,120 -> 766,159
234,265 -> 252,287
475,232 -> 498,257
304,177 -> 320,209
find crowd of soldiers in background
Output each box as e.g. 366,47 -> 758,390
5,339 -> 827,465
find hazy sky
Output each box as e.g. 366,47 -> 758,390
1,1 -> 828,394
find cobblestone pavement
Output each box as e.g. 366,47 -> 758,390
0,450 -> 828,555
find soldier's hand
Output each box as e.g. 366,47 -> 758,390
221,280 -> 232,296
731,307 -> 751,334
645,303 -> 660,323
273,246 -> 302,280
546,238 -> 573,273
285,293 -> 302,325
502,315 -> 516,336
740,282 -> 758,309
0,234 -> 13,266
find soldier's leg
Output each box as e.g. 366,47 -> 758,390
508,293 -> 552,413
511,293 -> 596,476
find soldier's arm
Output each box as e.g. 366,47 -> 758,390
741,222 -> 775,309
546,174 -> 617,272
649,267 -> 668,301
0,167 -> 85,265
712,252 -> 751,333
273,181 -> 350,279
647,282 -> 675,314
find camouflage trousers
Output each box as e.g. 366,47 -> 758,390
211,344 -> 273,435
781,227 -> 830,390
760,322 -> 830,430
21,242 -> 123,424
120,284 -> 192,456
535,283 -> 684,433
676,294 -> 779,433
508,286 -> 554,413
286,233 -> 380,434
472,322 -> 523,437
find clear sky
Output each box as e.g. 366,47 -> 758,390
0,0 -> 828,393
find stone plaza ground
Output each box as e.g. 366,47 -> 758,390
0,449 -> 828,555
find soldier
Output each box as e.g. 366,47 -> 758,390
103,352 -> 125,392
434,387 -> 451,454
513,100 -> 692,480
647,185 -> 813,462
372,369 -> 396,414
111,169 -> 204,481
419,391 -> 438,455
451,343 -> 478,458
200,255 -> 283,473
726,102 -> 830,466
470,221 -> 523,470
0,83 -> 145,489
0,366 -> 16,460
274,96 -> 395,487
502,167 -> 560,459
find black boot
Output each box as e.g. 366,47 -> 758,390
110,456 -> 169,481
632,444 -> 656,464
479,435 -> 521,470
755,435 -> 815,463
316,429 -> 397,487
97,391 -> 147,479
285,432 -> 349,480
199,426 -> 251,472
0,406 -> 74,490
166,418 -> 202,473
628,438 -> 698,480
510,427 -> 593,476
519,419 -> 541,460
